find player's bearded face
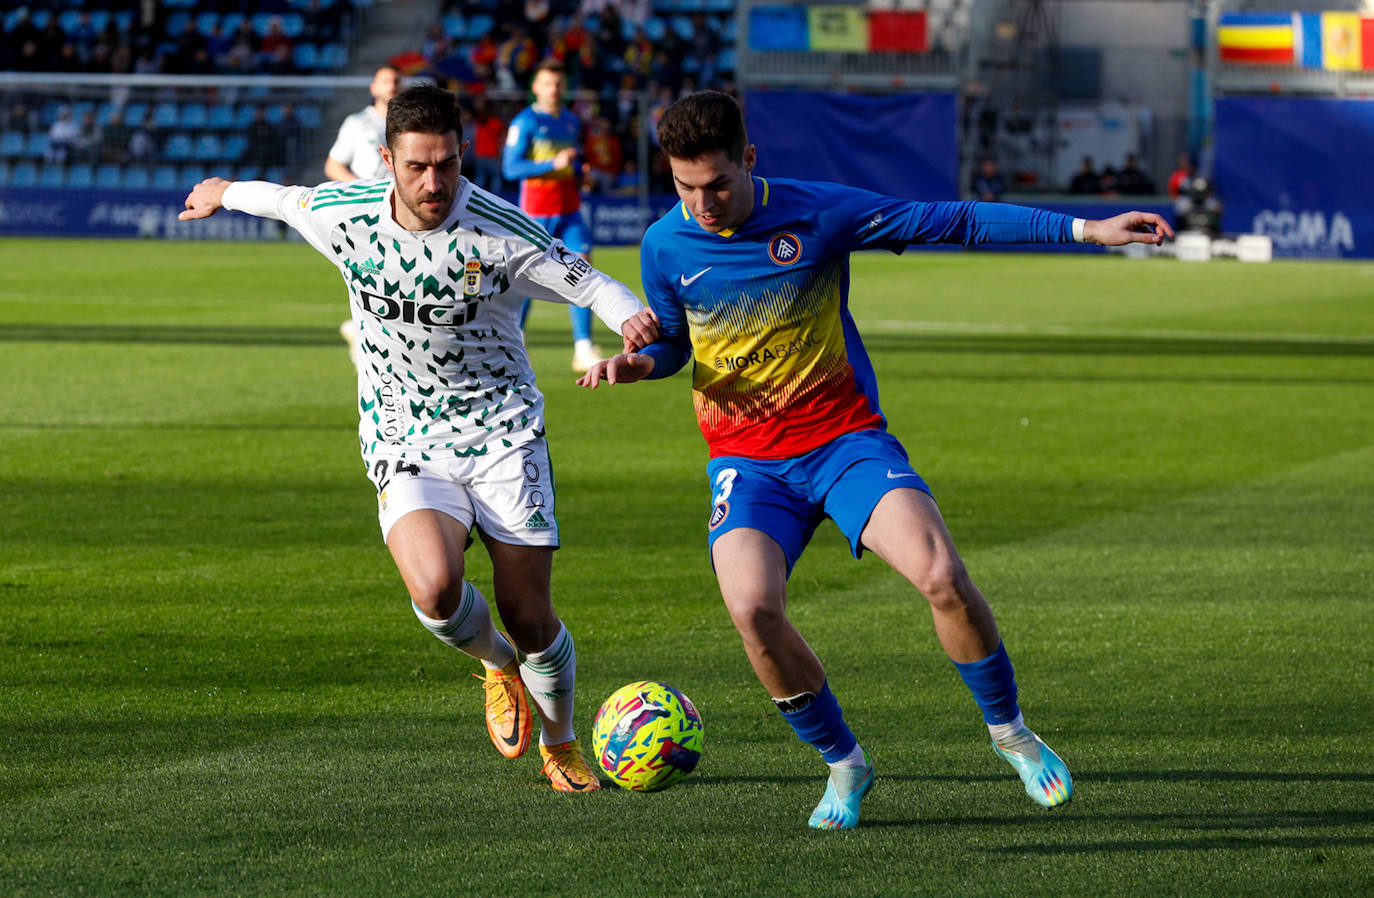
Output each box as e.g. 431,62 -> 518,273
384,131 -> 465,231
670,147 -> 756,233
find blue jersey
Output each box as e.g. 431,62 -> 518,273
638,177 -> 1076,459
502,104 -> 582,216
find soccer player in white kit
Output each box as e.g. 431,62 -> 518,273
180,84 -> 656,792
325,65 -> 400,364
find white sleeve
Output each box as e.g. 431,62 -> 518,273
327,118 -> 355,166
222,180 -> 332,254
511,239 -> 643,335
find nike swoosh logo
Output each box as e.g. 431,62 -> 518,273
887,470 -> 921,479
680,267 -> 712,286
499,709 -> 521,747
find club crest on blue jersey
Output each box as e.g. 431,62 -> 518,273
768,232 -> 803,265
709,501 -> 729,530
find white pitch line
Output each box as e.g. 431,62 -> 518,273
854,319 -> 1374,346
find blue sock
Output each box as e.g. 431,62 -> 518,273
775,681 -> 858,764
952,642 -> 1020,725
569,304 -> 593,342
519,298 -> 531,330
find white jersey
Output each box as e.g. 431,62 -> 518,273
222,178 -> 642,463
327,106 -> 388,179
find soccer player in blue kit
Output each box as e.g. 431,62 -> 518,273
579,92 -> 1173,829
504,59 -> 603,373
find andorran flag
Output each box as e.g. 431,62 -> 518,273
1321,12 -> 1363,71
1218,12 -> 1295,65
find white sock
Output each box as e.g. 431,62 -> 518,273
574,338 -> 595,353
412,581 -> 515,670
827,742 -> 868,770
988,712 -> 1038,754
520,623 -> 577,746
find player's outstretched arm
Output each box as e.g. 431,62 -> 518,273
178,177 -> 232,220
576,352 -> 655,389
1082,211 -> 1175,246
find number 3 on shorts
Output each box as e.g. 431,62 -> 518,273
712,468 -> 738,506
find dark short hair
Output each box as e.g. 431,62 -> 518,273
657,91 -> 747,164
533,58 -> 565,79
385,83 -> 463,149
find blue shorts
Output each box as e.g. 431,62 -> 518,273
705,429 -> 933,576
532,211 -> 591,255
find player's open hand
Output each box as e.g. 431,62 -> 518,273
621,307 -> 659,352
178,177 -> 232,221
577,352 -> 655,388
1083,211 -> 1175,246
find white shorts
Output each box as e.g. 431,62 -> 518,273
366,439 -> 559,547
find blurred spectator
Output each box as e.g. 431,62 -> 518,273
245,107 -> 278,169
971,158 -> 1005,201
582,117 -> 623,193
1115,153 -> 1154,195
1068,157 -> 1099,194
624,28 -> 654,84
471,98 -> 508,194
128,125 -> 156,164
261,19 -> 294,59
421,23 -> 450,63
1167,153 -> 1195,200
325,66 -> 399,182
1098,165 -> 1119,197
497,27 -> 538,89
74,111 -> 103,164
46,107 -> 81,163
103,112 -> 133,165
613,159 -> 639,196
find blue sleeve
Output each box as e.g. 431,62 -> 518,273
637,230 -> 692,380
821,184 -> 1075,251
501,111 -> 555,181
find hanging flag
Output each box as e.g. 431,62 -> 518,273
1218,12 -> 1295,65
1322,12 -> 1363,71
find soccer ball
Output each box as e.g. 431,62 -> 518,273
591,681 -> 703,792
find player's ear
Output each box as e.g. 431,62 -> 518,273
459,139 -> 471,158
742,145 -> 756,173
380,144 -> 394,173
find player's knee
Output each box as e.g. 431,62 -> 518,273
725,592 -> 786,641
912,556 -> 973,610
407,569 -> 465,620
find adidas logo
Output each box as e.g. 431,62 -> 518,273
525,510 -> 550,529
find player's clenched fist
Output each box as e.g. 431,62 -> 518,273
179,177 -> 232,221
620,307 -> 659,352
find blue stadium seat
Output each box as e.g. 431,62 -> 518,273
236,165 -> 263,182
208,104 -> 237,129
122,167 -> 151,189
95,164 -> 123,189
180,104 -> 209,129
221,12 -> 246,35
222,135 -> 247,162
38,166 -> 66,188
67,164 -> 95,188
234,106 -> 256,129
163,133 -> 194,161
25,133 -> 50,159
0,132 -> 23,158
123,103 -> 148,127
151,166 -> 180,190
295,105 -> 322,129
319,42 -> 348,71
59,10 -> 84,33
293,42 -> 319,71
11,162 -> 38,188
30,10 -> 52,30
0,161 -> 10,185
89,11 -> 112,32
96,103 -> 118,126
152,103 -> 180,129
671,16 -> 694,40
644,17 -> 668,41
165,11 -> 191,37
265,104 -> 286,126
192,134 -> 222,161
196,12 -> 220,36
250,12 -> 275,37
265,166 -> 287,184
467,14 -> 494,39
443,14 -> 466,39
281,13 -> 305,37
718,46 -> 737,72
182,165 -> 208,185
707,0 -> 733,12
113,10 -> 135,31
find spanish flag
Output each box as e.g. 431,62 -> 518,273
1218,12 -> 1294,65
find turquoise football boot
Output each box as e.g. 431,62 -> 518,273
807,751 -> 875,830
992,732 -> 1073,808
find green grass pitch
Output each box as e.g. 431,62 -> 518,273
2,238 -> 1372,896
